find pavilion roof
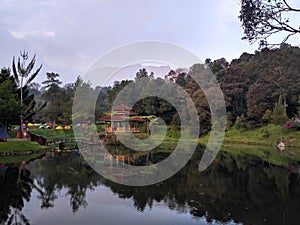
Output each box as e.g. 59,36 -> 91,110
98,115 -> 146,122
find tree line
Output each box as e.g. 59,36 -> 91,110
1,44 -> 300,134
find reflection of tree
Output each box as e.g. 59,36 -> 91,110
66,185 -> 88,213
100,147 -> 300,225
0,165 -> 33,225
28,153 -> 99,213
182,149 -> 300,225
3,149 -> 300,224
6,208 -> 30,225
34,179 -> 57,209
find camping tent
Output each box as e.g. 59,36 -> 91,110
55,125 -> 64,130
64,125 -> 71,130
0,127 -> 9,142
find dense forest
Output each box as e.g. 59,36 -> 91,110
1,44 -> 300,134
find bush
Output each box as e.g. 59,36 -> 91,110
260,127 -> 271,138
234,114 -> 248,130
271,95 -> 288,125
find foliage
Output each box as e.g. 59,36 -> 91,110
72,78 -> 98,124
260,126 -> 271,138
234,114 -> 248,130
0,68 -> 19,129
239,0 -> 300,48
298,94 -> 300,116
12,51 -> 42,88
200,124 -> 300,149
226,112 -> 234,128
107,80 -> 133,109
184,64 -> 211,134
222,64 -> 250,118
4,45 -> 300,133
41,72 -> 63,126
271,95 -> 288,125
12,51 -> 42,133
262,109 -> 273,124
218,45 -> 300,124
205,57 -> 228,82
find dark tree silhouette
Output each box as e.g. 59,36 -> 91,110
42,72 -> 62,128
239,0 -> 300,48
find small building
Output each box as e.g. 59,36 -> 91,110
97,104 -> 147,133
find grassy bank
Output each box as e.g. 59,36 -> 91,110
199,124 -> 300,147
29,127 -> 74,141
199,124 -> 300,166
22,124 -> 300,167
0,153 -> 44,164
0,138 -> 46,163
0,138 -> 46,153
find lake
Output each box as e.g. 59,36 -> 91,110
1,146 -> 300,225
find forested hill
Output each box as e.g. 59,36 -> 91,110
209,44 -> 300,126
1,45 -> 300,133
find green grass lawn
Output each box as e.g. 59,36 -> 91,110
29,127 -> 75,140
0,138 -> 46,152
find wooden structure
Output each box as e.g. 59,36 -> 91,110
97,104 -> 146,133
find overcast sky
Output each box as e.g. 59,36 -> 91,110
1,0 -> 299,85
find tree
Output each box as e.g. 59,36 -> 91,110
221,64 -> 250,119
234,114 -> 247,130
184,64 -> 211,134
12,50 -> 42,137
107,80 -> 133,108
0,68 -> 19,130
272,94 -> 288,125
42,72 -> 62,127
298,95 -> 300,117
135,68 -> 149,79
239,0 -> 300,48
246,82 -> 276,121
71,78 -> 96,127
262,109 -> 273,124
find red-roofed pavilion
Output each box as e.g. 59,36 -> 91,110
97,104 -> 147,133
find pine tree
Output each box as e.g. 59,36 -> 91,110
272,95 -> 288,125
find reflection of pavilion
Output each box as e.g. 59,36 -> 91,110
104,153 -> 138,165
98,104 -> 147,133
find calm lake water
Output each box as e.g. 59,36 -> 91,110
1,147 -> 300,225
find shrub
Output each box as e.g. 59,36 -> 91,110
260,127 -> 270,138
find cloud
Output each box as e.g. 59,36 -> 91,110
10,30 -> 56,39
1,0 -> 298,85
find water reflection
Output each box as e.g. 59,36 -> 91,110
0,162 -> 32,225
1,147 -> 300,225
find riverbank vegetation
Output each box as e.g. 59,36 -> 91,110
0,138 -> 46,163
200,124 -> 300,147
1,45 -> 300,134
1,45 -> 300,165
